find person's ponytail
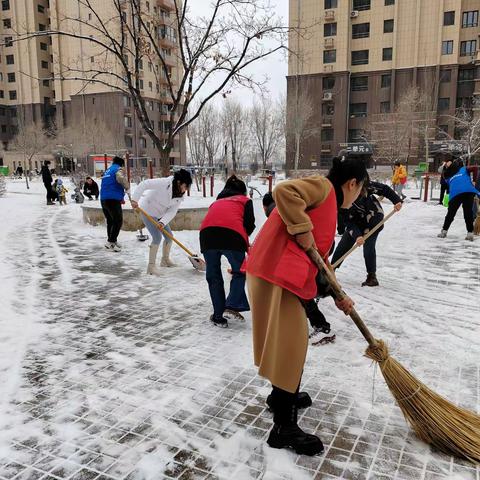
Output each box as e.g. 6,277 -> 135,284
327,155 -> 368,189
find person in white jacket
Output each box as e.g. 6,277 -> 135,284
131,169 -> 192,275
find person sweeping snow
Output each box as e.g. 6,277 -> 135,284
131,169 -> 192,275
245,156 -> 367,456
437,158 -> 480,241
331,178 -> 402,287
200,175 -> 255,327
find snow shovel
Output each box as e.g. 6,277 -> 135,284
332,209 -> 397,269
136,206 -> 206,272
308,247 -> 480,463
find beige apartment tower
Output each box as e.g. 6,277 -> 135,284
0,0 -> 184,172
287,0 -> 480,169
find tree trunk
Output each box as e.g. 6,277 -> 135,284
294,134 -> 300,170
159,146 -> 172,176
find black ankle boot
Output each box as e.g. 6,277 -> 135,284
267,403 -> 324,456
266,391 -> 312,411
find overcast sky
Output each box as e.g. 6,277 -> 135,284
187,0 -> 289,105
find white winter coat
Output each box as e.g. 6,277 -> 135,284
132,176 -> 184,225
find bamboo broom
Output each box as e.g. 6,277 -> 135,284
474,198 -> 480,235
307,247 -> 480,463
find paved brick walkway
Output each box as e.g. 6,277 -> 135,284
0,200 -> 479,480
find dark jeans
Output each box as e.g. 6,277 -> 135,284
332,230 -> 380,273
203,249 -> 249,319
101,199 -> 123,243
439,182 -> 448,204
44,182 -> 56,202
442,192 -> 475,233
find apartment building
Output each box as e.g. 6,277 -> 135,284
0,0 -> 184,173
287,0 -> 480,169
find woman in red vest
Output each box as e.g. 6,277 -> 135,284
200,176 -> 255,328
245,156 -> 367,456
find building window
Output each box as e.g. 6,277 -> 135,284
5,37 -> 12,47
460,40 -> 477,56
42,79 -> 49,87
41,60 -> 48,69
6,54 -> 14,65
385,0 -> 394,5
124,116 -> 132,128
443,11 -> 455,26
352,23 -> 370,39
140,137 -> 147,148
125,136 -> 133,148
381,73 -> 391,88
322,103 -> 335,116
123,95 -> 131,107
458,69 -> 475,81
38,23 -> 46,31
1,0 -> 10,11
8,90 -> 16,100
380,101 -> 391,113
462,11 -> 479,28
382,47 -> 393,61
1,125 -> 6,133
384,19 -> 394,33
323,49 -> 336,64
139,79 -> 144,89
353,0 -> 370,11
3,18 -> 11,28
324,0 -> 337,8
349,103 -> 368,118
352,50 -> 369,65
351,76 -> 368,91
323,77 -> 335,89
0,108 -> 4,115
40,42 -> 48,51
0,91 -> 4,99
442,40 -> 453,55
456,97 -> 472,109
7,72 -> 15,82
440,70 -> 451,82
348,129 -> 364,142
438,98 -> 450,110
324,23 -> 337,37
321,129 -> 334,142
38,4 -> 45,13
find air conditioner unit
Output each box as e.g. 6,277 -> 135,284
323,92 -> 333,101
325,10 -> 335,20
350,10 -> 359,18
324,37 -> 334,48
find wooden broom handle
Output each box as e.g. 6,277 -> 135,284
332,209 -> 397,268
307,248 -> 378,348
136,206 -> 197,257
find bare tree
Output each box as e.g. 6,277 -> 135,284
187,102 -> 221,168
286,90 -> 318,170
442,108 -> 480,163
9,117 -> 55,189
13,0 -> 296,173
250,96 -> 282,170
222,99 -> 249,173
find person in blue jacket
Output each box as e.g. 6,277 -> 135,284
438,158 -> 480,241
100,156 -> 130,251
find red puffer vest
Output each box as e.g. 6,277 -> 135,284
245,186 -> 337,300
200,195 -> 250,245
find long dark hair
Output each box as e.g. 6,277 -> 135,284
326,156 -> 368,188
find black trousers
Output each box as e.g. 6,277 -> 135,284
44,182 -> 56,202
439,182 -> 448,204
442,192 -> 475,233
101,199 -> 123,243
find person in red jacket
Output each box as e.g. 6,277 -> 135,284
200,175 -> 255,327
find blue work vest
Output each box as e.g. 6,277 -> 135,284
100,164 -> 125,201
447,167 -> 480,201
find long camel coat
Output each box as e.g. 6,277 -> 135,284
247,177 -> 334,393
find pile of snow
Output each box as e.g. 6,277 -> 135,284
0,175 -> 6,197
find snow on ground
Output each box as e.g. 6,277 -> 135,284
0,178 -> 479,480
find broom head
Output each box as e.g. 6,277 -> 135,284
365,340 -> 480,463
474,209 -> 480,236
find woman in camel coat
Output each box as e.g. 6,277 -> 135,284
245,155 -> 368,456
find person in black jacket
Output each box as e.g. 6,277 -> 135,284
83,176 -> 99,200
331,178 -> 402,287
200,176 -> 255,327
40,160 -> 56,205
